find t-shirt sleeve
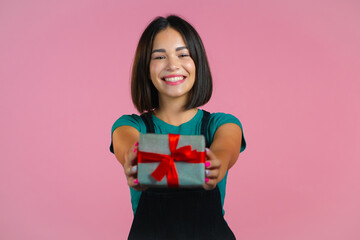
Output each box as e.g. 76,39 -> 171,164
207,112 -> 246,153
109,114 -> 146,154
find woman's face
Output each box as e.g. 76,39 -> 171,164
149,27 -> 196,103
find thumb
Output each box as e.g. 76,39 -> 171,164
125,142 -> 139,167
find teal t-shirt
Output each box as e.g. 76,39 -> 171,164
109,109 -> 246,216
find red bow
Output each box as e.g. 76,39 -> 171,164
137,134 -> 205,188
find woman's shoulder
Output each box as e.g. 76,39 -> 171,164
111,113 -> 146,135
207,111 -> 243,128
109,113 -> 147,154
203,110 -> 246,153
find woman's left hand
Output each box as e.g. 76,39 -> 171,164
203,148 -> 221,190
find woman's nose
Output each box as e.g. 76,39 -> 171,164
166,56 -> 180,71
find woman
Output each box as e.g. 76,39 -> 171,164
110,15 -> 246,239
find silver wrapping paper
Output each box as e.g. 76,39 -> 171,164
138,133 -> 205,188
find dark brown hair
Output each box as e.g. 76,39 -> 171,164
131,15 -> 213,113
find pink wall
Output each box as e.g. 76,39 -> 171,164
1,0 -> 359,239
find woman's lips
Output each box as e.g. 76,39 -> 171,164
162,75 -> 186,85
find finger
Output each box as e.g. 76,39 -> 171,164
205,148 -> 216,160
125,165 -> 138,177
129,142 -> 139,163
205,149 -> 221,168
127,177 -> 148,191
206,149 -> 221,163
205,158 -> 221,169
203,179 -> 217,190
127,176 -> 139,188
124,142 -> 139,168
205,168 -> 219,179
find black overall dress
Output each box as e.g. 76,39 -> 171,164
128,111 -> 236,240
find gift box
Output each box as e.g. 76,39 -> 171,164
137,133 -> 206,188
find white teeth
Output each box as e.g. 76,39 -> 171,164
164,76 -> 184,82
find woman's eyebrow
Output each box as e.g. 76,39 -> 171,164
152,49 -> 165,53
175,46 -> 188,51
151,46 -> 188,54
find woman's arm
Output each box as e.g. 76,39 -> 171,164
203,123 -> 243,190
112,126 -> 146,191
112,126 -> 139,166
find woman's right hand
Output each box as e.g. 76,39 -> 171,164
123,142 -> 148,191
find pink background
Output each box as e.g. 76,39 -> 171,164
1,0 -> 359,239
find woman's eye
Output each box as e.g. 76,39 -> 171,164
179,54 -> 189,58
154,56 -> 165,60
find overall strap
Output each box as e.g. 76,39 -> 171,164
200,110 -> 211,148
140,112 -> 155,134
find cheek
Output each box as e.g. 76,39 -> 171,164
149,64 -> 157,79
150,62 -> 162,77
184,60 -> 196,75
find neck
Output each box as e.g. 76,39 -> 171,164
154,96 -> 198,126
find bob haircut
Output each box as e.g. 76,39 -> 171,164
131,15 -> 213,113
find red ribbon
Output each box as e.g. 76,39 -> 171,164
137,134 -> 205,188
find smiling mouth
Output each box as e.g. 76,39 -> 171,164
162,76 -> 186,82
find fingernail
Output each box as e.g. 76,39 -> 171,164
205,148 -> 209,152
135,142 -> 139,146
205,170 -> 210,176
205,178 -> 209,182
133,148 -> 137,153
205,161 -> 210,167
134,179 -> 139,184
132,166 -> 137,172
